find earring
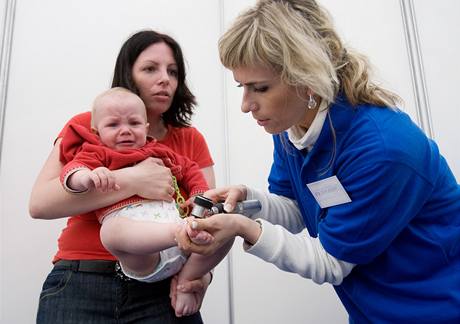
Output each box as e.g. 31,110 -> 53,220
307,94 -> 317,110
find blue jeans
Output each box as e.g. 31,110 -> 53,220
36,266 -> 203,323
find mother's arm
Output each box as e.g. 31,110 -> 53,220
199,165 -> 215,189
29,139 -> 175,219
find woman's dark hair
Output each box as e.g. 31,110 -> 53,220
112,30 -> 196,127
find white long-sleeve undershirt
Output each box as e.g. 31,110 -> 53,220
245,188 -> 355,285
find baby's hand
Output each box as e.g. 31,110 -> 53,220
86,167 -> 120,192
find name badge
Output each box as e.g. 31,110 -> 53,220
306,176 -> 351,209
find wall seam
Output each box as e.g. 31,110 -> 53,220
399,0 -> 434,138
218,1 -> 235,324
0,0 -> 17,170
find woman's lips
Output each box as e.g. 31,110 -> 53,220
152,93 -> 170,102
256,119 -> 269,126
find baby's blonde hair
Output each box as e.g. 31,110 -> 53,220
91,87 -> 147,129
218,0 -> 401,107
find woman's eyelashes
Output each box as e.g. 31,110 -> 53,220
168,68 -> 178,78
143,65 -> 156,73
254,85 -> 268,93
141,65 -> 177,78
236,83 -> 269,93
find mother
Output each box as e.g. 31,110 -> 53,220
30,30 -> 214,323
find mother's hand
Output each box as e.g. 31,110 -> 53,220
129,157 -> 175,201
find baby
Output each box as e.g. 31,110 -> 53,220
59,87 -> 227,316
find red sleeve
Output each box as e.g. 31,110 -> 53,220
171,152 -> 209,197
59,120 -> 108,187
60,143 -> 108,187
64,145 -> 108,170
60,141 -> 154,187
59,122 -> 102,164
188,128 -> 214,168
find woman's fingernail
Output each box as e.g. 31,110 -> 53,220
191,221 -> 198,229
224,203 -> 232,212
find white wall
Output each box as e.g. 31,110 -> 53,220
1,0 -> 458,323
0,1 -> 7,57
414,0 -> 460,177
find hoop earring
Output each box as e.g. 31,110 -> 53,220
307,94 -> 317,110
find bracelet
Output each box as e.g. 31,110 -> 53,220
62,167 -> 90,194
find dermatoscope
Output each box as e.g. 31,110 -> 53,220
191,195 -> 262,218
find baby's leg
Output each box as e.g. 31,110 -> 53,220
175,238 -> 235,316
100,201 -> 184,280
100,215 -> 161,277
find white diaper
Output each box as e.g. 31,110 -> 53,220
108,200 -> 184,223
107,200 -> 188,283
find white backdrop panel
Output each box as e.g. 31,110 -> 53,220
414,0 -> 460,178
0,1 -> 228,323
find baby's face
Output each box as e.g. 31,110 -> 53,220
93,96 -> 149,150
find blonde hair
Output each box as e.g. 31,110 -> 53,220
218,0 -> 401,107
91,87 -> 147,129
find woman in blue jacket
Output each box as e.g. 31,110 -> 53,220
176,0 -> 460,322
